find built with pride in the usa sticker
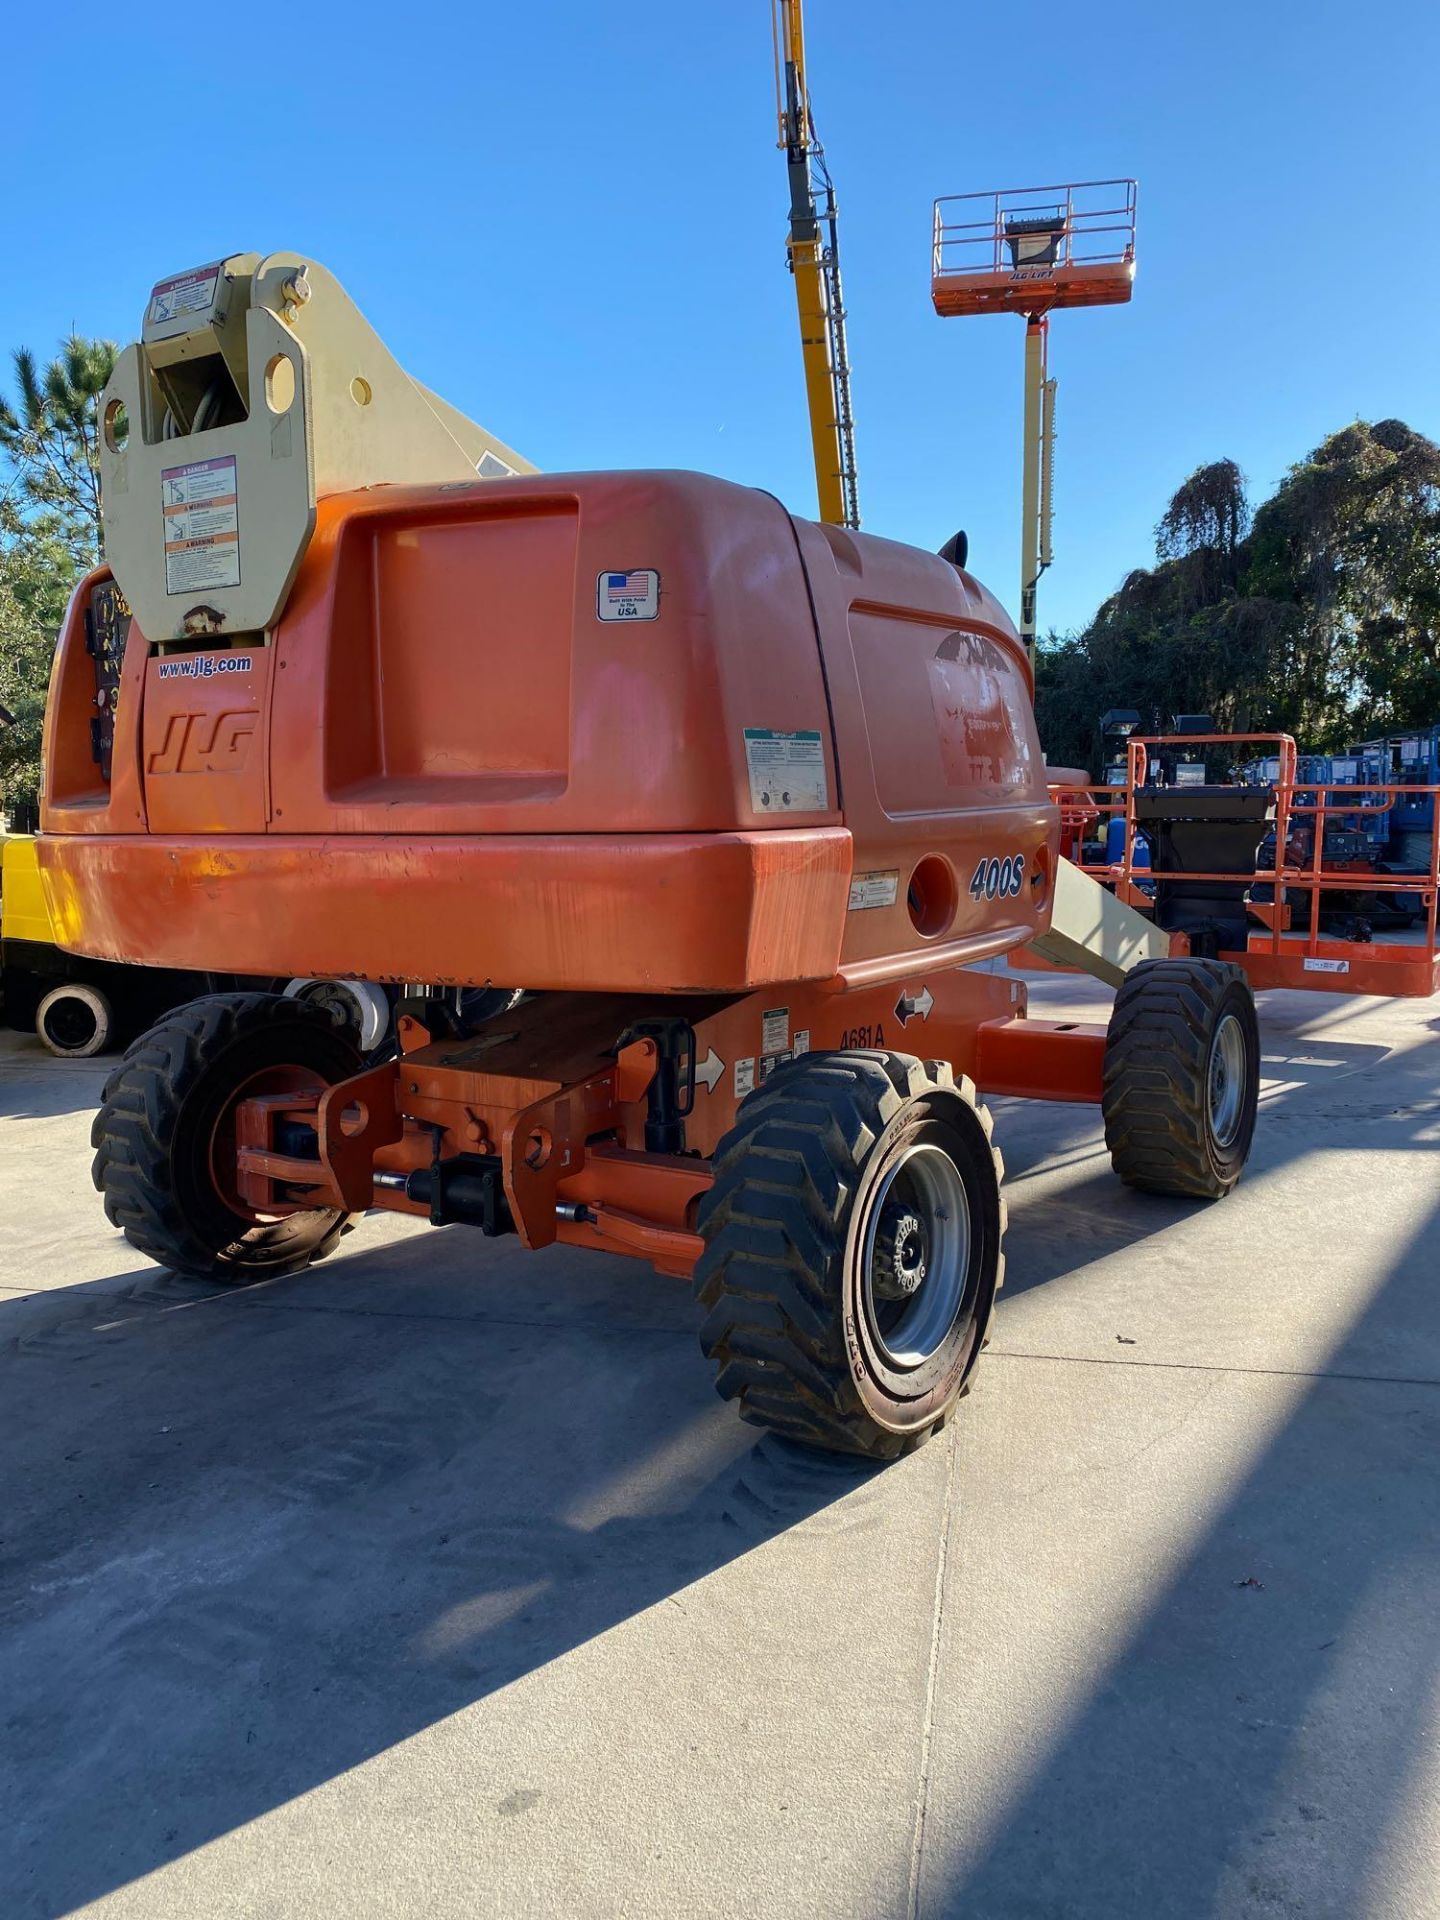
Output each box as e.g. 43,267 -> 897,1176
596,568 -> 659,621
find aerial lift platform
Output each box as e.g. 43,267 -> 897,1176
38,253 -> 1252,1461
931,180 -> 1138,658
1079,729 -> 1440,998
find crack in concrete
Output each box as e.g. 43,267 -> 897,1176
906,1416 -> 959,1920
986,1349 -> 1440,1388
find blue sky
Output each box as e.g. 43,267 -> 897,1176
3,0 -> 1435,634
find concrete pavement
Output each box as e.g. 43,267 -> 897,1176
1,978 -> 1436,1918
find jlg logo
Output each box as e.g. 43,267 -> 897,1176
147,710 -> 258,776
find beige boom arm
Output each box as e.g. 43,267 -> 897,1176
1030,855 -> 1170,986
97,251 -> 536,645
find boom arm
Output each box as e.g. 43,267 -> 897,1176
97,252 -> 536,646
772,0 -> 860,529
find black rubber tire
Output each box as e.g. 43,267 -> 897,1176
91,991 -> 363,1281
1103,959 -> 1259,1200
695,1050 -> 1005,1461
37,981 -> 114,1058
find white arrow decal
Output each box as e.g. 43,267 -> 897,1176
696,1046 -> 725,1093
894,985 -> 934,1027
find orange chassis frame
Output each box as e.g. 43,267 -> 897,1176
231,969 -> 1106,1281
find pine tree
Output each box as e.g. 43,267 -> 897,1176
0,337 -> 118,817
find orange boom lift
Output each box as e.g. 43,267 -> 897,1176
40,251 -> 1259,1460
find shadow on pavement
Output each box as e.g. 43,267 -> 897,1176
927,1192 -> 1440,1918
0,1035 -> 111,1122
2,996 -> 1433,1916
991,1027 -> 1431,1305
0,1231 -> 885,1918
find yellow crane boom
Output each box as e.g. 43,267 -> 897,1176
772,0 -> 860,528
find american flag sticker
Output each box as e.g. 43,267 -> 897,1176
596,567 -> 659,622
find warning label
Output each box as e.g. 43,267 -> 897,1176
761,1007 -> 790,1056
848,871 -> 900,912
162,455 -> 240,595
743,729 -> 828,813
148,262 -> 222,327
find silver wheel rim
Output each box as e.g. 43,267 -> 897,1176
861,1142 -> 972,1368
1207,1012 -> 1246,1149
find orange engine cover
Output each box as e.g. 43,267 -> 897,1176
40,470 -> 1058,992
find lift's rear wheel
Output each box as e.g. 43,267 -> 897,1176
91,992 -> 363,1281
36,981 -> 114,1058
695,1051 -> 1005,1460
1103,958 -> 1260,1200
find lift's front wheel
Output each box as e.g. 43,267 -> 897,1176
695,1051 -> 1005,1460
1103,958 -> 1260,1200
91,992 -> 363,1281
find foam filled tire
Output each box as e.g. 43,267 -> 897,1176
695,1050 -> 1005,1460
91,991 -> 363,1281
1103,958 -> 1259,1200
36,982 -> 114,1058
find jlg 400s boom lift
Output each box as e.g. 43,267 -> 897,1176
40,255 -> 1261,1460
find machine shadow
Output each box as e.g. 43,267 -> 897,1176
0,1036 -> 110,1122
3,1009 -> 1429,1915
927,1190 -> 1440,1920
0,1226 -> 885,1918
989,1027 -> 1424,1304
